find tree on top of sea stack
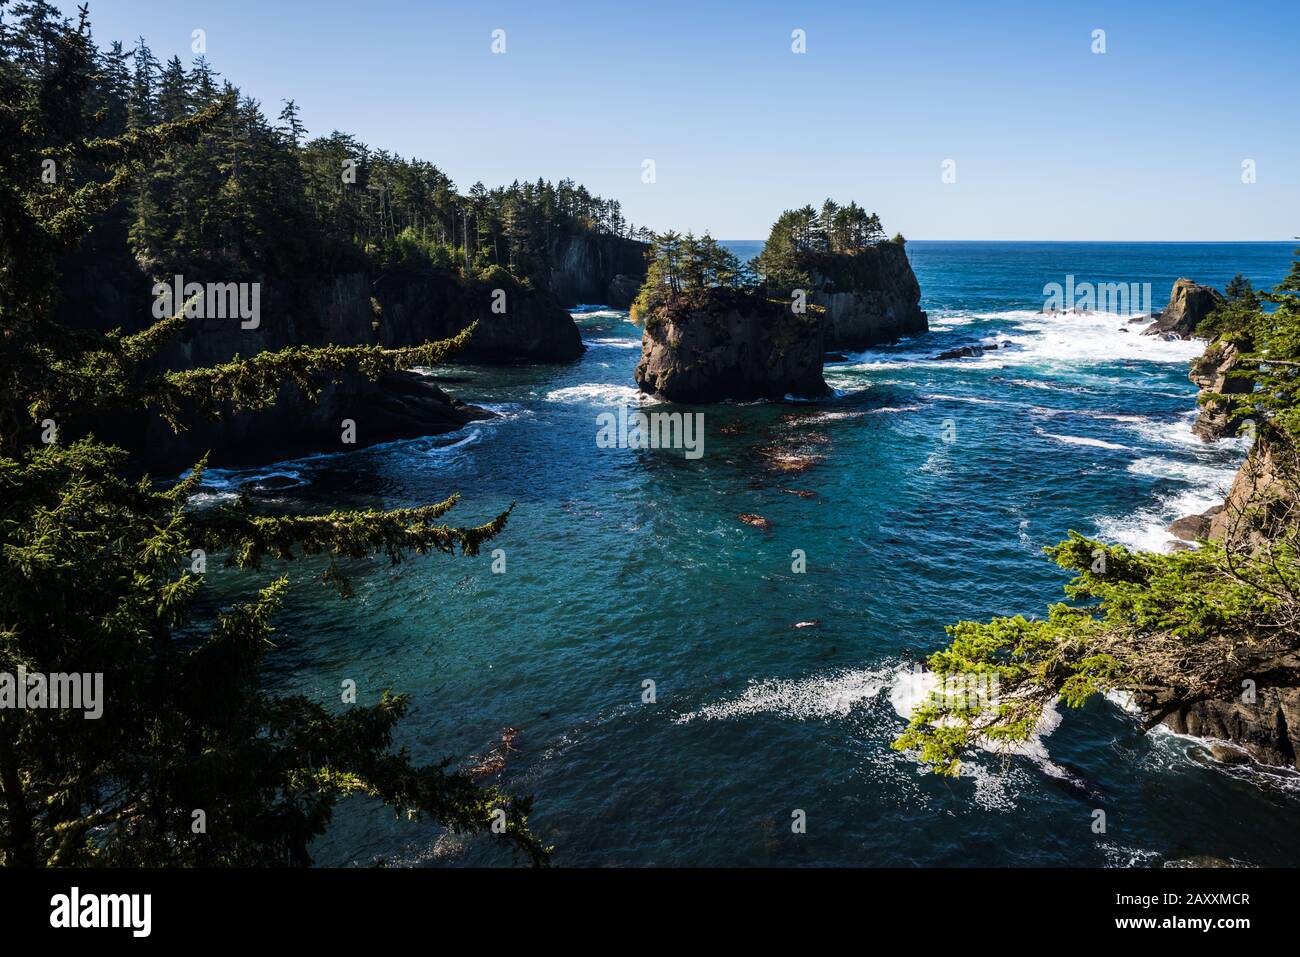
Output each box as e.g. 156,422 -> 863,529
0,7 -> 547,866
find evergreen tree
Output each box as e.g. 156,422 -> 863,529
0,11 -> 548,866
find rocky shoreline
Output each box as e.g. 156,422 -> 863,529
1152,278 -> 1300,771
63,241 -> 647,471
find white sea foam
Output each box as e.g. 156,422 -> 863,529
924,392 -> 1016,407
1036,429 -> 1129,451
675,667 -> 893,724
1127,455 -> 1239,488
474,402 -> 534,421
1094,485 -> 1229,553
994,310 -> 1204,369
1120,411 -> 1253,454
586,337 -> 640,349
544,383 -> 654,404
886,665 -> 1084,808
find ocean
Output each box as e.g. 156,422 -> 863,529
195,240 -> 1300,866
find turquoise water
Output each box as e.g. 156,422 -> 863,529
200,241 -> 1300,867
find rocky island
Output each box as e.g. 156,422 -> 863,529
632,205 -> 923,402
756,202 -> 927,351
634,286 -> 828,402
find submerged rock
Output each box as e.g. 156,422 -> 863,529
635,288 -> 829,402
930,344 -> 988,360
1205,743 -> 1250,764
1142,278 -> 1224,340
738,513 -> 772,530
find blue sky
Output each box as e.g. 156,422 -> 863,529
58,0 -> 1298,240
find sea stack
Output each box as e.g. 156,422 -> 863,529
1143,278 -> 1224,340
634,287 -> 829,402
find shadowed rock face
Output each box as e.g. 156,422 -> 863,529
58,264 -> 578,470
1139,676 -> 1300,771
128,371 -> 495,473
1143,278 -> 1224,339
375,272 -> 582,363
548,234 -> 649,308
804,241 -> 928,350
635,288 -> 828,403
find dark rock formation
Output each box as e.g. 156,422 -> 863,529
1143,278 -> 1224,340
607,274 -> 644,310
375,270 -> 582,363
99,370 -> 493,473
1190,340 -> 1252,442
634,288 -> 828,402
1138,672 -> 1300,771
930,341 -> 1013,360
803,241 -> 927,350
547,234 -> 649,307
54,262 -> 566,470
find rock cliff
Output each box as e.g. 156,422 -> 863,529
1143,278 -> 1224,339
128,371 -> 495,474
375,270 -> 582,363
1190,339 -> 1253,442
803,241 -> 927,350
634,288 -> 829,402
58,264 -> 579,469
548,234 -> 649,308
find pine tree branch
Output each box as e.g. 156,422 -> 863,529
147,323 -> 477,428
192,495 -> 512,568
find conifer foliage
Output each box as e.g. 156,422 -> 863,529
0,3 -> 548,865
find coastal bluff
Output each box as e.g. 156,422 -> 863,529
634,288 -> 829,402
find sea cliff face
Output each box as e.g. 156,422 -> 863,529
55,254 -> 609,468
548,234 -> 649,308
634,288 -> 828,402
375,270 -> 582,363
804,241 -> 928,350
1190,339 -> 1252,442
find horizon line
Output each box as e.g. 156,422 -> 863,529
716,238 -> 1298,244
